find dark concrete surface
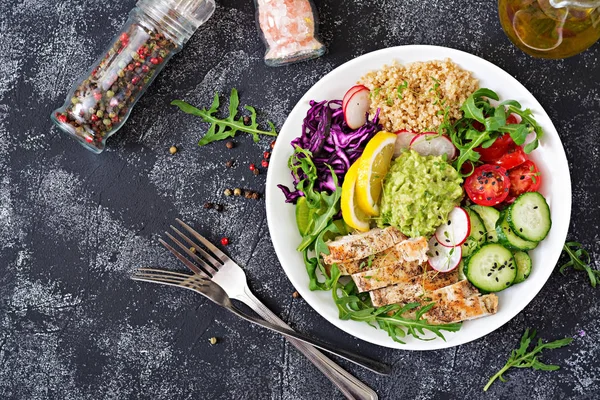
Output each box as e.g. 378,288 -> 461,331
1,0 -> 599,399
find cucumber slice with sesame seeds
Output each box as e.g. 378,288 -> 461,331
496,212 -> 538,251
466,243 -> 517,292
462,208 -> 486,257
470,205 -> 500,243
508,192 -> 552,242
513,251 -> 532,284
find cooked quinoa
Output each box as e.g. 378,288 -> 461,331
358,59 -> 479,132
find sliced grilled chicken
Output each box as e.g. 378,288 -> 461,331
336,237 -> 428,275
369,270 -> 459,306
322,226 -> 405,265
411,280 -> 499,324
352,260 -> 425,292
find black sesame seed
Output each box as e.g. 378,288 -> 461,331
485,179 -> 489,184
479,230 -> 484,235
519,228 -> 523,232
445,239 -> 451,243
448,220 -> 452,225
495,277 -> 499,282
487,197 -> 492,201
479,186 -> 484,191
534,206 -> 538,209
506,282 -> 510,286
488,235 -> 493,239
434,242 -> 438,246
487,273 -> 492,276
520,175 -> 525,180
435,251 -> 439,256
492,181 -> 496,185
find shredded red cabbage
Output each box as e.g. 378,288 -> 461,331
278,100 -> 381,203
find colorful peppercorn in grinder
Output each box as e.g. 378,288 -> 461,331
52,0 -> 215,153
255,0 -> 326,66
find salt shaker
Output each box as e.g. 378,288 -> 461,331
255,0 -> 326,66
52,0 -> 215,153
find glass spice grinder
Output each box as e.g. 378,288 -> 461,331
52,0 -> 215,153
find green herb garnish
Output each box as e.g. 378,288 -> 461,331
484,328 -> 572,391
332,273 -> 462,343
560,242 -> 599,287
446,88 -> 544,175
397,80 -> 408,99
171,88 -> 277,146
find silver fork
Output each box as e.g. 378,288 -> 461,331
135,219 -> 382,399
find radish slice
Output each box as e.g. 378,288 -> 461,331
344,88 -> 370,129
409,132 -> 457,160
427,236 -> 462,272
393,130 -> 417,158
342,85 -> 368,112
435,207 -> 471,248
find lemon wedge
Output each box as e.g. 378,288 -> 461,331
355,131 -> 397,217
341,159 -> 370,232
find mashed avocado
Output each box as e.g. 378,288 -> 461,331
379,150 -> 463,237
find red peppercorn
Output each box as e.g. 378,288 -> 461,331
261,160 -> 269,168
220,237 -> 229,246
141,65 -> 149,73
270,140 -> 276,149
249,163 -> 256,171
131,76 -> 140,85
119,32 -> 129,43
263,151 -> 270,159
127,64 -> 135,71
111,116 -> 119,124
57,114 -> 67,123
91,114 -> 99,122
84,135 -> 94,143
135,61 -> 141,68
150,57 -> 160,65
93,92 -> 102,101
137,46 -> 147,56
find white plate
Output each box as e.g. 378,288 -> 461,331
265,45 -> 571,350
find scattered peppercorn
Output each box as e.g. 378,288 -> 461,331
224,188 -> 233,196
251,192 -> 260,200
261,160 -> 269,168
253,168 -> 260,176
220,237 -> 229,246
263,151 -> 270,159
244,190 -> 253,199
203,202 -> 214,209
233,188 -> 242,196
169,146 -> 178,154
225,141 -> 234,149
249,163 -> 256,171
225,159 -> 234,168
215,204 -> 224,212
209,337 -> 218,345
243,116 -> 251,125
292,291 -> 300,299
270,140 -> 276,149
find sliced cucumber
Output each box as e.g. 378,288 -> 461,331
466,243 -> 516,292
462,208 -> 486,257
458,259 -> 467,281
496,212 -> 538,251
471,205 -> 500,243
508,192 -> 552,242
513,251 -> 532,284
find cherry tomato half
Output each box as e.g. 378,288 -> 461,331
475,134 -> 515,162
508,160 -> 541,198
465,164 -> 510,206
494,145 -> 528,170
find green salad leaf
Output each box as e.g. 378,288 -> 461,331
443,88 -> 544,175
332,272 -> 462,343
484,328 -> 572,391
560,241 -> 600,287
171,88 -> 277,146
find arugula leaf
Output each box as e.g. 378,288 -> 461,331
332,274 -> 462,343
560,242 -> 600,287
171,88 -> 277,146
483,328 -> 572,391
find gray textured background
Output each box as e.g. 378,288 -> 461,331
1,0 -> 599,399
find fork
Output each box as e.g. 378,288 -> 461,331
134,219 -> 383,399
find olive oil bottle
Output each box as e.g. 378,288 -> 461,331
498,0 -> 600,58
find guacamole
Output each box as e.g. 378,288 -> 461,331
379,150 -> 463,237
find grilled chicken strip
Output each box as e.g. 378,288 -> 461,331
408,280 -> 499,325
336,237 -> 428,276
322,226 -> 405,265
353,260 -> 425,292
369,270 -> 459,306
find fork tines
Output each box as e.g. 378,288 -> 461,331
158,219 -> 229,278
